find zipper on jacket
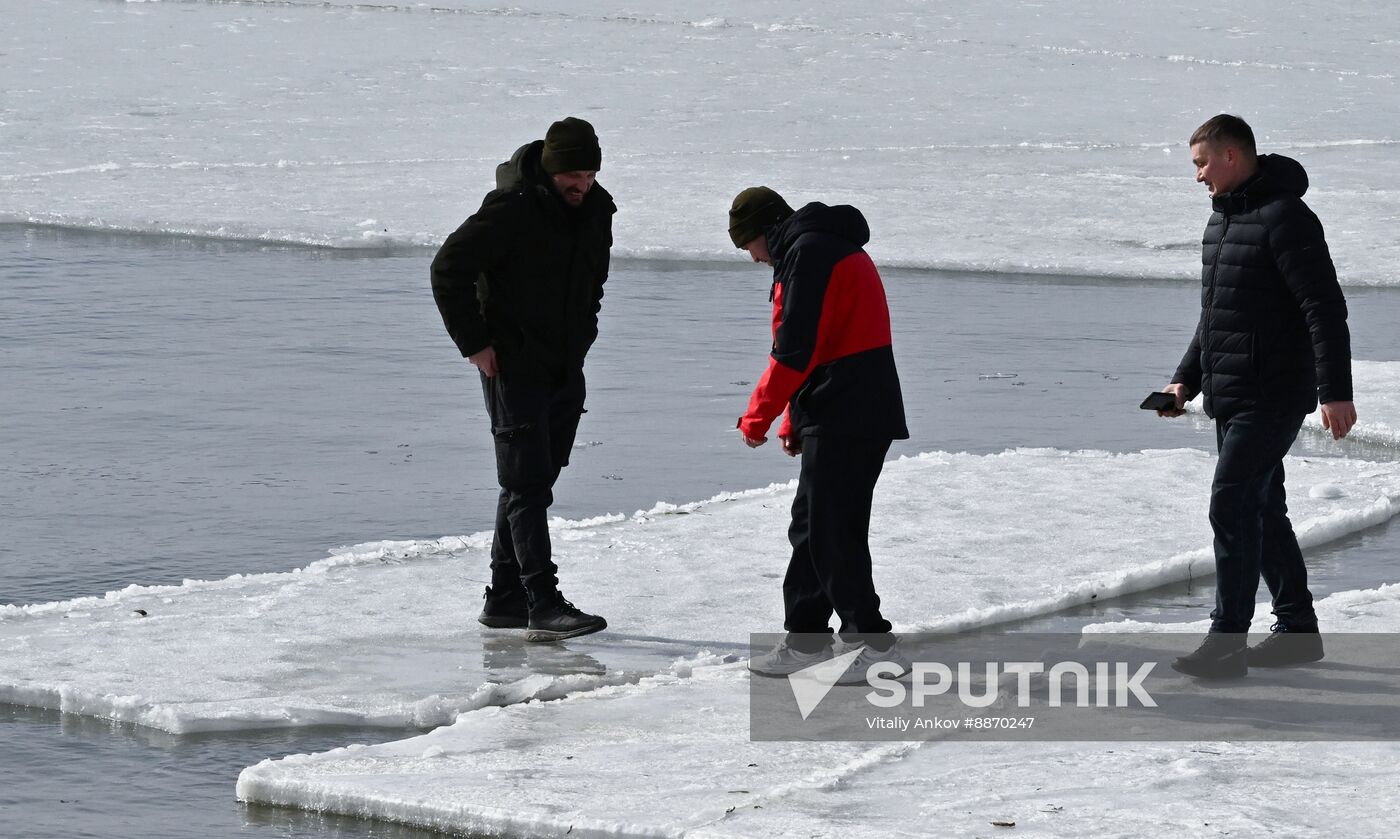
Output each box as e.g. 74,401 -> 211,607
1202,214 -> 1230,403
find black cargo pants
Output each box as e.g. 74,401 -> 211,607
480,369 -> 585,600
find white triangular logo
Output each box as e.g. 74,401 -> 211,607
787,645 -> 865,720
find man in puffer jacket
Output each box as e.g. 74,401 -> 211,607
727,187 -> 911,685
431,117 -> 615,642
1158,114 -> 1356,679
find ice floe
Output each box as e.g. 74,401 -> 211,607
4,449 -> 1399,734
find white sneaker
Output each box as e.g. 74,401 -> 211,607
833,639 -> 911,686
748,641 -> 832,677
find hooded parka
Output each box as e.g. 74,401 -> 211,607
738,202 -> 909,442
432,140 -> 616,385
1172,154 -> 1352,419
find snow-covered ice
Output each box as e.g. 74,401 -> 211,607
3,0 -> 1398,283
237,583 -> 1400,838
4,448 -> 1399,734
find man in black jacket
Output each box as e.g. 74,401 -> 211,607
1158,114 -> 1356,678
728,187 -> 911,684
431,117 -> 615,642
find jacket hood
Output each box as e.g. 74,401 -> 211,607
768,202 -> 870,262
1255,153 -> 1309,197
1216,153 -> 1309,212
496,140 -> 550,192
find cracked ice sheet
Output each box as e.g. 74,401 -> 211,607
237,584 -> 1400,838
236,662 -> 922,838
693,739 -> 1399,838
4,449 -> 1400,733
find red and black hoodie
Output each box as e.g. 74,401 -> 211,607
738,202 -> 909,442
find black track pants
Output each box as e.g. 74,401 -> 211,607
783,433 -> 894,638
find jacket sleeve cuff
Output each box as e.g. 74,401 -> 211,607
737,415 -> 773,439
1317,383 -> 1353,404
459,337 -> 491,358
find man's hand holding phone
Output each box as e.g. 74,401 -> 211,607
1144,383 -> 1191,418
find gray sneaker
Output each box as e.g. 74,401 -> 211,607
834,639 -> 912,686
748,641 -> 832,677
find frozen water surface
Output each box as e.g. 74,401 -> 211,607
2,0 -> 1397,282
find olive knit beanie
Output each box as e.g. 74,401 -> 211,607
728,186 -> 794,247
541,117 -> 602,174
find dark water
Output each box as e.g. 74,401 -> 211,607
3,224 -> 1400,838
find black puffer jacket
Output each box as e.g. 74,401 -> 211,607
431,140 -> 615,385
1173,154 -> 1352,419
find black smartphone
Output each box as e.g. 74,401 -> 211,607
1140,391 -> 1179,411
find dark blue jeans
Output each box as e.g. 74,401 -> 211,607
480,370 -> 585,600
1208,409 -> 1317,633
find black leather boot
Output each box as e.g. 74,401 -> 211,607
1171,633 -> 1248,679
477,585 -> 529,629
524,591 -> 607,642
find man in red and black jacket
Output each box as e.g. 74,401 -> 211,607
728,186 -> 910,681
